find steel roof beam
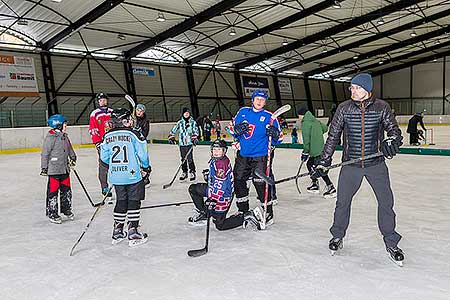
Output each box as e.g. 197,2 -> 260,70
40,0 -> 124,50
187,0 -> 340,64
305,23 -> 450,76
235,0 -> 423,70
124,0 -> 248,59
278,8 -> 450,73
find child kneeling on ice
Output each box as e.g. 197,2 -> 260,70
187,139 -> 262,230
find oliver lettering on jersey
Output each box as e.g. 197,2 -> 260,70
112,165 -> 128,172
105,135 -> 131,144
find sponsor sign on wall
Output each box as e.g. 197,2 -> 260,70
242,76 -> 270,97
132,66 -> 155,76
0,55 -> 39,96
278,78 -> 292,94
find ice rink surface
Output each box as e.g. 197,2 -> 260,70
0,144 -> 449,300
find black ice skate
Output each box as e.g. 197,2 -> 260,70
188,209 -> 207,226
112,222 -> 127,245
128,225 -> 148,247
49,213 -> 62,224
63,210 -> 75,221
307,180 -> 320,194
323,184 -> 337,199
329,237 -> 343,255
243,210 -> 261,230
386,246 -> 404,267
179,172 -> 188,181
189,171 -> 196,181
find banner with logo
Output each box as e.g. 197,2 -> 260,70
278,78 -> 292,94
242,76 -> 270,97
0,55 -> 39,96
132,66 -> 155,76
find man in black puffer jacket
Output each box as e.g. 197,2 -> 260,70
313,73 -> 405,265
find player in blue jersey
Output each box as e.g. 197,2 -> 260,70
232,90 -> 283,227
100,108 -> 151,247
187,139 -> 262,230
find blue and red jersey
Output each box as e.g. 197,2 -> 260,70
207,156 -> 233,213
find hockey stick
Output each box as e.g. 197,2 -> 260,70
72,169 -> 96,207
255,152 -> 384,186
141,201 -> 191,210
295,160 -> 304,195
262,104 -> 291,229
187,202 -> 214,257
69,186 -> 113,256
125,94 -> 136,117
162,145 -> 194,189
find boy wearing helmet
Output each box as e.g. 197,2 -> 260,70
231,90 -> 283,227
100,108 -> 151,247
187,139 -> 262,230
41,114 -> 77,224
89,92 -> 113,197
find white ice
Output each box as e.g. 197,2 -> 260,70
0,144 -> 449,300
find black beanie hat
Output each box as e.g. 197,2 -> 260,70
297,107 -> 308,116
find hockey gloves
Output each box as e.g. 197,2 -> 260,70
168,135 -> 176,144
68,158 -> 76,170
266,124 -> 281,141
192,135 -> 199,146
142,166 -> 152,181
311,157 -> 331,180
233,122 -> 249,137
202,169 -> 209,182
301,151 -> 310,162
95,142 -> 101,151
40,168 -> 48,176
382,136 -> 402,159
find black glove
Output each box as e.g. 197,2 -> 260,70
233,122 -> 249,137
301,151 -> 309,162
40,168 -> 48,176
95,142 -> 101,151
192,136 -> 198,146
168,135 -> 176,144
311,157 -> 331,180
382,136 -> 402,159
68,158 -> 76,169
202,169 -> 209,182
142,166 -> 152,181
266,124 -> 280,141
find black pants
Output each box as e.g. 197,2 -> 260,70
114,181 -> 144,227
46,173 -> 72,216
306,156 -> 332,185
233,153 -> 273,215
409,132 -> 419,144
188,183 -> 243,230
180,145 -> 196,173
97,148 -> 109,190
330,162 -> 402,247
204,132 -> 211,141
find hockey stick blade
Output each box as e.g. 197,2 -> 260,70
254,169 -> 275,185
272,104 -> 291,119
124,94 -> 136,108
187,247 -> 208,257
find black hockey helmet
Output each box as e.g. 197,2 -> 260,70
111,107 -> 131,128
210,139 -> 227,160
95,92 -> 109,105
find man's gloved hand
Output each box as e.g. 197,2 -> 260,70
266,124 -> 281,141
311,157 -> 331,180
202,169 -> 209,182
40,168 -> 48,176
95,142 -> 101,151
68,158 -> 76,169
382,136 -> 402,159
233,122 -> 249,137
141,166 -> 152,181
301,151 -> 309,162
168,135 -> 176,145
205,199 -> 217,211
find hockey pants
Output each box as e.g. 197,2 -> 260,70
180,145 -> 196,173
113,181 -> 145,228
46,173 -> 72,216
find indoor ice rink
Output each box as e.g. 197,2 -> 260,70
1,0 -> 450,299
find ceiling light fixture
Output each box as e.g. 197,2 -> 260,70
410,30 -> 417,37
117,34 -> 126,40
282,39 -> 288,46
377,18 -> 385,25
51,0 -> 63,3
332,1 -> 341,9
17,19 -> 28,26
322,47 -> 328,53
156,12 -> 166,22
353,55 -> 359,59
229,27 -> 236,36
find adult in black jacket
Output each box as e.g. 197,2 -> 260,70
407,112 -> 426,146
136,104 -> 149,140
314,73 -> 404,264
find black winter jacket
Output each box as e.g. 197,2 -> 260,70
321,96 -> 402,168
136,114 -> 149,139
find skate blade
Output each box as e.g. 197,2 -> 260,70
307,190 -> 320,194
128,237 -> 149,247
49,219 -> 62,224
188,220 -> 207,226
323,193 -> 337,199
111,237 -> 126,245
330,250 -> 337,256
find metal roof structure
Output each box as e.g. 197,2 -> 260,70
1,0 -> 450,78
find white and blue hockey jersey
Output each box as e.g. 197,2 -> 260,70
233,107 -> 283,157
100,128 -> 150,185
